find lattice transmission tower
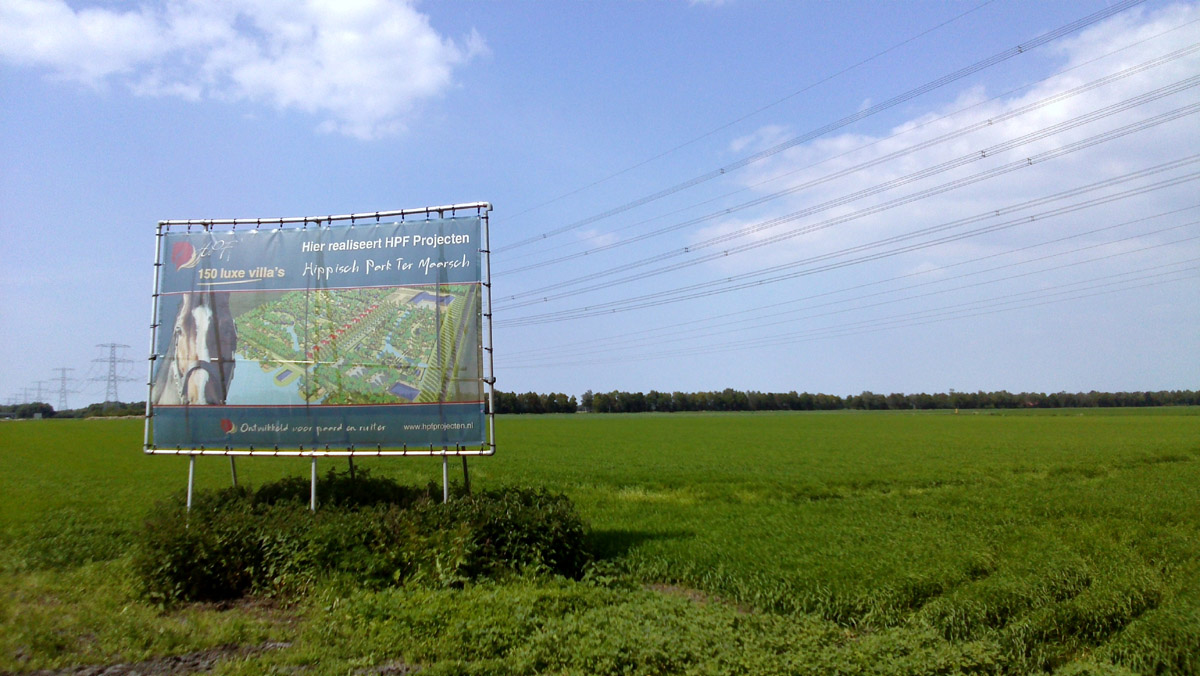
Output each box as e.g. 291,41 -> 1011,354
92,343 -> 137,404
51,367 -> 78,410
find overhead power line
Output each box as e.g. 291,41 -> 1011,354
671,262 -> 1200,357
497,0 -> 1149,253
496,156 -> 1200,326
527,169 -> 1200,320
501,16 -> 1200,270
507,227 -> 1200,364
500,172 -> 1200,327
504,210 -> 1200,363
507,203 -> 1200,359
505,0 -> 1000,221
500,87 -> 1200,305
506,261 -> 1199,369
497,42 -> 1200,277
497,103 -> 1200,316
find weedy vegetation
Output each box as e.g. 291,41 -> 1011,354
135,476 -> 592,603
1,408 -> 1198,674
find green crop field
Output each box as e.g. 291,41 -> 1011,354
1,409 -> 1198,675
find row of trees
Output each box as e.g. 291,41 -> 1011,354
489,391 -> 579,414
841,389 -> 1200,411
8,389 -> 1197,419
0,401 -> 147,419
487,388 -> 1200,414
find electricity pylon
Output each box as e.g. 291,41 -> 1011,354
92,343 -> 137,404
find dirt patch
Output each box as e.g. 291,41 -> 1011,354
646,583 -> 754,614
11,642 -> 291,676
355,660 -> 421,675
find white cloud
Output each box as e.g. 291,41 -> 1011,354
691,3 -> 1200,280
0,0 -> 167,82
728,124 -> 789,154
0,0 -> 485,138
576,228 -> 620,248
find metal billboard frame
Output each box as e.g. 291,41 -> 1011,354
144,202 -> 495,506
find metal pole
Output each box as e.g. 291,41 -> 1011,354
310,457 -> 318,512
482,208 -> 497,455
159,202 -> 492,227
186,455 -> 196,512
480,210 -> 494,453
145,448 -> 493,457
442,454 -> 449,503
230,457 -> 238,488
145,225 -> 166,452
348,456 -> 356,481
462,456 -> 471,495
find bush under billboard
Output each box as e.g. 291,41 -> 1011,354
145,204 -> 494,456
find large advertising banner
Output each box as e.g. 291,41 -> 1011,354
148,216 -> 485,452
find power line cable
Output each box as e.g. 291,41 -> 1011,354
792,269 -> 1197,347
501,86 -> 1200,304
505,0 -> 1001,221
497,0 -> 1149,253
580,170 -> 1200,316
501,170 -> 1200,327
508,261 -> 1198,368
507,203 -> 1200,359
499,17 -> 1200,269
497,104 -> 1200,316
662,265 -> 1198,359
694,261 -> 1200,354
497,159 -> 1200,326
505,225 -> 1200,361
505,212 -> 1200,361
497,40 -> 1200,277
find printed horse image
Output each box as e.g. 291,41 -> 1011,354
153,292 -> 237,405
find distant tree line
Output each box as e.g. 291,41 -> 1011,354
0,401 -> 146,419
488,392 -> 579,414
841,390 -> 1200,411
6,390 -> 1196,419
487,389 -> 1200,414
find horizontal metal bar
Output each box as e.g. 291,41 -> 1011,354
145,448 -> 496,457
158,202 -> 493,227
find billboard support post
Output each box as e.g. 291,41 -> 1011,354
186,455 -> 196,512
230,457 -> 238,488
462,456 -> 471,495
310,458 -> 318,512
442,455 -> 449,503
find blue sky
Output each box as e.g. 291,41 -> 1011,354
2,0 -> 1198,407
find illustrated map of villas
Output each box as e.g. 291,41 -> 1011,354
227,285 -> 481,406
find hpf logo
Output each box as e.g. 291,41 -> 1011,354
172,242 -> 200,270
220,419 -> 235,434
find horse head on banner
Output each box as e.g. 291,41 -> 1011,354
153,292 -> 237,405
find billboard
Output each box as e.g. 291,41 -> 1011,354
145,206 -> 493,455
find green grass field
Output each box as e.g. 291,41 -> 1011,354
1,409 -> 1198,674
